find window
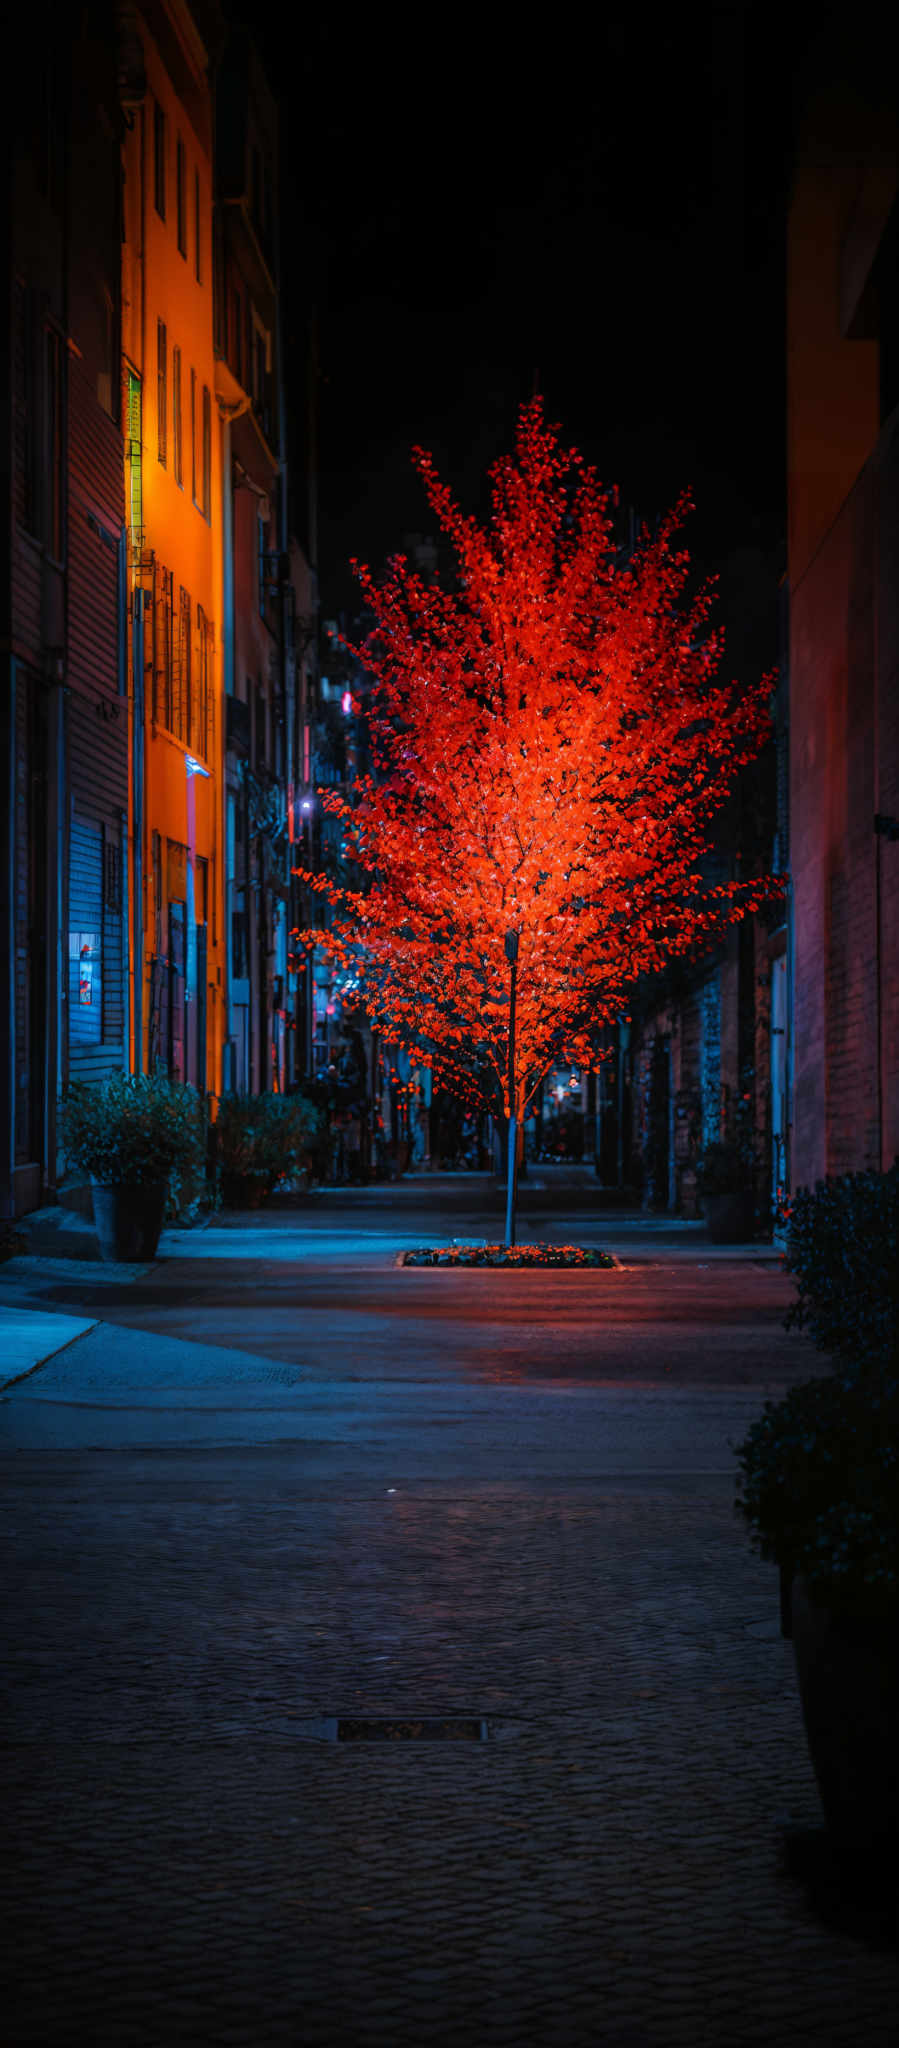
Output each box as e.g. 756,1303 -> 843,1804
104,837 -> 120,912
45,326 -> 64,560
151,829 -> 163,951
98,287 -> 116,420
125,369 -> 142,539
176,586 -> 191,742
17,303 -> 65,557
258,515 -> 266,619
194,169 -> 202,282
156,319 -> 166,466
152,560 -> 174,729
190,366 -> 196,505
232,897 -> 249,979
262,161 -> 273,255
33,48 -> 65,216
204,614 -> 215,762
153,99 -> 165,218
197,605 -> 214,760
253,325 -> 269,441
15,282 -> 37,536
232,287 -> 243,384
254,683 -> 266,769
201,385 -> 211,520
176,138 -> 187,256
172,346 -> 182,485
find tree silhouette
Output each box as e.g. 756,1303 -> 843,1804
293,400 -> 777,1191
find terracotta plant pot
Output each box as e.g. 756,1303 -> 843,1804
90,1180 -> 168,1262
790,1573 -> 899,1866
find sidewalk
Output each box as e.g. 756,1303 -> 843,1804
0,1303 -> 97,1381
7,1187 -> 783,1269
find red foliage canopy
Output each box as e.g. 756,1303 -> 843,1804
294,401 -> 777,1118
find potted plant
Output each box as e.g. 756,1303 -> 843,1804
696,1138 -> 754,1242
734,1367 -> 899,1867
213,1092 -> 323,1207
733,1165 -> 899,1872
60,1072 -> 205,1260
696,1076 -> 761,1242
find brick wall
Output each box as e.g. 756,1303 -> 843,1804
790,425 -> 899,1184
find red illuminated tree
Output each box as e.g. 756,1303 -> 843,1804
294,400 -> 776,1182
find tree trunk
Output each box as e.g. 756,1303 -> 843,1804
504,1095 -> 525,1248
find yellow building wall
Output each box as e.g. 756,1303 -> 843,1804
121,2 -> 224,1097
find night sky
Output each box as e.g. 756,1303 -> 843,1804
258,8 -> 799,638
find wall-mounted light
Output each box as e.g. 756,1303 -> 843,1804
186,755 -> 212,779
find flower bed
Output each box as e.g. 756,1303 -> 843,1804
402,1243 -> 615,1268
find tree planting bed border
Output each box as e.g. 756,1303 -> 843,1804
401,1244 -> 616,1268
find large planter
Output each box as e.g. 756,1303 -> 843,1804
219,1171 -> 268,1210
90,1180 -> 168,1262
791,1573 -> 899,1866
702,1190 -> 753,1243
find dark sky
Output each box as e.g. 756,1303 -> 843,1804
263,9 -> 795,623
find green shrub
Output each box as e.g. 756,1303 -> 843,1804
734,1368 -> 899,1621
783,1164 -> 899,1373
60,1072 -> 205,1212
214,1091 -> 324,1194
696,1076 -> 761,1198
290,1081 -> 336,1181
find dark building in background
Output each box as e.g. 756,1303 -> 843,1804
592,539 -> 782,1219
214,21 -> 318,1095
2,9 -> 127,1219
786,33 -> 899,1187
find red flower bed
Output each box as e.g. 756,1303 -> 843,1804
402,1243 -> 615,1268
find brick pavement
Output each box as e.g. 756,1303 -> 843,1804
2,1454 -> 898,2047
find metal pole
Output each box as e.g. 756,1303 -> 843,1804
504,930 -> 519,1247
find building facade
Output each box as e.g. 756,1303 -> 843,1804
119,0 -> 225,1100
2,7 -> 128,1218
786,35 -> 899,1186
214,23 -> 302,1097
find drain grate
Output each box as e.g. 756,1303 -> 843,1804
294,1715 -> 491,1741
338,1716 -> 487,1741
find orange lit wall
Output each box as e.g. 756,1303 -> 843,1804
122,0 -> 224,1095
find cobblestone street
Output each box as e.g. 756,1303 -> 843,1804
2,1197 -> 897,2045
